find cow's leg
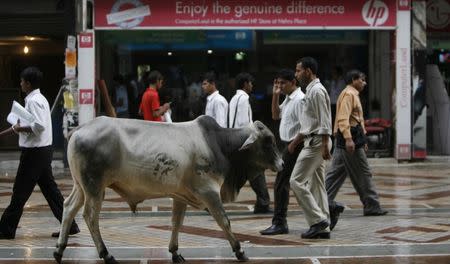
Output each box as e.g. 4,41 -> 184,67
54,183 -> 84,264
200,191 -> 248,262
83,191 -> 118,264
169,200 -> 187,263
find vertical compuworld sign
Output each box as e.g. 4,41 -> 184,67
395,0 -> 412,160
78,31 -> 96,125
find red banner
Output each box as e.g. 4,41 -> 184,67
94,0 -> 397,29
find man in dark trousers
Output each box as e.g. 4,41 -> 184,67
0,67 -> 79,239
260,69 -> 305,235
229,72 -> 271,214
326,69 -> 387,231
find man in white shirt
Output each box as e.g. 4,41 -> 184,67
0,67 -> 79,239
202,72 -> 228,128
260,69 -> 305,235
288,57 -> 333,239
229,72 -> 271,214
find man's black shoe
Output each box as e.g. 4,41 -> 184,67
0,231 -> 14,240
301,220 -> 329,239
330,204 -> 345,231
51,225 -> 80,238
364,209 -> 388,216
260,224 -> 289,235
253,207 -> 273,214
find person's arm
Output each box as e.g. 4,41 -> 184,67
26,100 -> 46,134
271,79 -> 282,120
153,103 -> 170,118
312,89 -> 332,160
235,97 -> 251,127
215,100 -> 228,128
321,134 -> 331,160
0,126 -> 14,137
336,94 -> 355,153
0,120 -> 32,138
288,132 -> 304,154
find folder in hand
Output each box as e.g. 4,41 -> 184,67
7,101 -> 35,126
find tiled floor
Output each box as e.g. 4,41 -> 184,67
0,154 -> 449,263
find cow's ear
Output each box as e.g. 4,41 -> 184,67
239,133 -> 257,151
254,121 -> 265,132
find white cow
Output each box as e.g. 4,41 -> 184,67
54,115 -> 283,264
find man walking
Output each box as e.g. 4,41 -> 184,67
202,71 -> 228,128
260,69 -> 305,235
0,67 -> 79,239
326,69 -> 387,231
288,57 -> 332,239
229,72 -> 271,214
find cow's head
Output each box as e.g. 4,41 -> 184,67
239,121 -> 283,172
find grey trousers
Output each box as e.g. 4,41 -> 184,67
326,147 -> 382,213
290,136 -> 331,228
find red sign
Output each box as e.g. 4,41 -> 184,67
94,0 -> 397,29
79,89 -> 94,104
79,32 -> 94,48
398,0 -> 411,11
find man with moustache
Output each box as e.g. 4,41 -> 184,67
326,69 -> 387,231
288,57 -> 333,239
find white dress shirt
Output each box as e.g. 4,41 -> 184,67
299,78 -> 332,136
19,89 -> 53,147
279,88 -> 305,142
205,90 -> 228,128
228,90 -> 252,128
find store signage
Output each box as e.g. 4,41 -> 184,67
79,89 -> 94,104
427,0 -> 450,32
398,0 -> 411,11
94,0 -> 397,29
79,32 -> 93,48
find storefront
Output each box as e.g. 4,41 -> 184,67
77,0 -> 414,160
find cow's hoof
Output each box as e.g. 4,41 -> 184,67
104,255 -> 118,264
172,254 -> 186,263
53,251 -> 62,264
235,251 -> 249,262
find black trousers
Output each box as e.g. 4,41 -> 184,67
0,146 -> 77,237
272,141 -> 303,225
249,173 -> 270,209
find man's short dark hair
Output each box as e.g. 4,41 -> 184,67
297,57 -> 318,75
148,70 -> 163,85
345,69 -> 365,85
277,69 -> 296,82
235,72 -> 254,90
202,71 -> 216,84
20,67 -> 43,89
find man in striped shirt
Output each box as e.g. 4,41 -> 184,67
288,57 -> 332,239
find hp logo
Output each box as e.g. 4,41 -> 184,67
362,0 -> 389,27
